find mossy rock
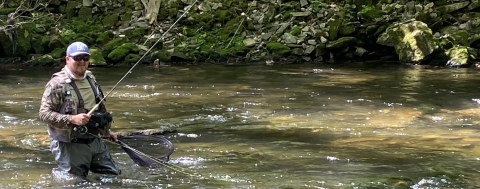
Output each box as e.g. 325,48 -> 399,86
31,37 -> 48,54
326,37 -> 358,49
357,5 -> 381,20
445,45 -> 470,66
440,26 -> 469,47
316,43 -> 327,57
266,42 -> 291,55
221,17 -> 243,38
89,48 -> 106,66
78,7 -> 92,21
65,1 -> 82,18
102,15 -> 119,29
31,54 -> 55,67
51,48 -> 65,59
150,50 -> 171,62
102,38 -> 127,58
377,20 -> 438,62
1,27 -> 32,57
247,20 -> 255,31
96,31 -> 114,45
339,25 -> 356,35
124,54 -> 142,64
290,26 -> 302,36
107,43 -> 137,63
125,28 -> 148,42
215,9 -> 234,23
121,9 -> 134,22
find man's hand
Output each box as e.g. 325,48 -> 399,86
70,113 -> 91,126
109,130 -> 118,142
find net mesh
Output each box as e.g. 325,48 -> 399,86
118,135 -> 174,168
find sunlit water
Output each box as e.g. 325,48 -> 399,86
1,63 -> 480,188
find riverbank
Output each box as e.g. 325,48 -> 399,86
0,0 -> 479,68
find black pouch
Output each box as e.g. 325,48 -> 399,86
87,111 -> 113,130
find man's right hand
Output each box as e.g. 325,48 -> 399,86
70,113 -> 91,126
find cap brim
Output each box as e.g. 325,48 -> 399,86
68,52 -> 90,56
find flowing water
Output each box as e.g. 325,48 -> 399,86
1,63 -> 480,188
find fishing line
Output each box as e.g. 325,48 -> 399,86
87,0 -> 199,115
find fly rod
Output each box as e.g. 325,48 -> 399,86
87,0 -> 199,115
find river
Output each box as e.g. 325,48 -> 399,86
1,63 -> 480,188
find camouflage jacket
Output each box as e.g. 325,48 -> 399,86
38,67 -> 107,142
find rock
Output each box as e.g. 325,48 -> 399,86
468,0 -> 480,10
283,33 -> 297,44
300,0 -> 308,7
436,1 -> 470,13
275,22 -> 291,35
445,46 -> 469,67
440,26 -> 469,46
83,0 -> 92,7
304,45 -> 316,55
261,33 -> 272,40
377,20 -> 438,62
326,37 -> 357,49
243,38 -> 256,47
290,11 -> 311,17
327,12 -> 344,40
266,42 -> 291,55
307,40 -> 316,45
354,46 -> 368,57
198,2 -> 212,11
108,43 -> 137,62
292,48 -> 303,55
31,54 -> 55,66
320,36 -> 328,44
89,48 -> 107,66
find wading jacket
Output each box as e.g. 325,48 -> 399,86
38,67 -> 107,142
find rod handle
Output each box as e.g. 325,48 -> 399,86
87,103 -> 100,115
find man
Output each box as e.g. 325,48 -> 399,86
39,41 -> 121,179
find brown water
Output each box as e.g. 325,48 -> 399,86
1,64 -> 480,188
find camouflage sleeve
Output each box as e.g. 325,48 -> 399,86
38,78 -> 71,126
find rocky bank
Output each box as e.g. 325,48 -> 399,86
1,0 -> 480,67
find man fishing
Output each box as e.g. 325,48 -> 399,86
38,41 -> 121,180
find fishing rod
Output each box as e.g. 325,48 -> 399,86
80,0 -> 202,177
87,0 -> 199,115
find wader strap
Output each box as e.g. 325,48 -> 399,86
85,76 -> 101,104
69,81 -> 84,108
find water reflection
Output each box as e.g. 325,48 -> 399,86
0,64 -> 480,188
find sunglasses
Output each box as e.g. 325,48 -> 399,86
70,55 -> 90,62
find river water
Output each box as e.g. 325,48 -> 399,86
1,63 -> 480,188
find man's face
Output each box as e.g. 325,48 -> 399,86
66,54 -> 90,77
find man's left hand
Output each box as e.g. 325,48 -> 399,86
109,130 -> 118,142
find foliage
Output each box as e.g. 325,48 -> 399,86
357,5 -> 381,21
309,0 -> 328,12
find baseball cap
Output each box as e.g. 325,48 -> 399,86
66,41 -> 90,56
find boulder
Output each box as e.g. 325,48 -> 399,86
89,48 -> 107,66
440,26 -> 469,46
377,20 -> 438,63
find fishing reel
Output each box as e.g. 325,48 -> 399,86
76,125 -> 89,135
